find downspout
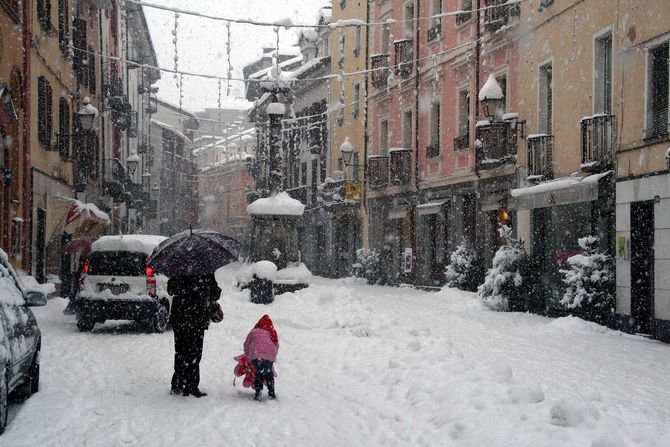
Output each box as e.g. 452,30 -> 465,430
411,0 -> 422,285
22,0 -> 32,271
362,0 -> 370,247
474,0 -> 482,179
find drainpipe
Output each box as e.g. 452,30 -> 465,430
362,0 -> 370,247
22,0 -> 32,272
414,0 -> 421,194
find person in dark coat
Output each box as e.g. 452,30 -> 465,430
168,273 -> 222,398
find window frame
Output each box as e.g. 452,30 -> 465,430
645,39 -> 669,139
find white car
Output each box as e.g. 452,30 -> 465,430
76,235 -> 171,333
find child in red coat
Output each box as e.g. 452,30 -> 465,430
243,314 -> 279,400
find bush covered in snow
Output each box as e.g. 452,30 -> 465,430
444,239 -> 481,291
478,226 -> 528,311
354,248 -> 382,284
560,236 -> 614,324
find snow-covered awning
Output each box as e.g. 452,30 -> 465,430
247,192 -> 305,216
64,200 -> 110,236
511,171 -> 612,210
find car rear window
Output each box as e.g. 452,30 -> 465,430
88,251 -> 147,276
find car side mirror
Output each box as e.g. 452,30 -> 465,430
24,290 -> 47,307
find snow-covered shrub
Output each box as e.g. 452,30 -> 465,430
444,239 -> 481,291
560,236 -> 614,324
478,226 -> 528,311
355,248 -> 382,284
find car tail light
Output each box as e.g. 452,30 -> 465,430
146,265 -> 156,296
79,258 -> 90,292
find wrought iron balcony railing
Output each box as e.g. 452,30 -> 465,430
454,133 -> 469,151
368,156 -> 389,189
389,149 -> 412,185
581,114 -> 616,172
476,121 -> 517,170
370,54 -> 390,89
483,0 -> 519,33
526,134 -> 554,180
427,24 -> 441,43
394,39 -> 414,78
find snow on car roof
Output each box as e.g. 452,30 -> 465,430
91,235 -> 168,256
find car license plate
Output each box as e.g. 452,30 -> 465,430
98,283 -> 129,295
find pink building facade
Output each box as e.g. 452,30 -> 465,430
367,0 -> 521,287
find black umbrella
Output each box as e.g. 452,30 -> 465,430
149,229 -> 240,277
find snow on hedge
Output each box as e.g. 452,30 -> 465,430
247,192 -> 305,216
444,239 -> 479,291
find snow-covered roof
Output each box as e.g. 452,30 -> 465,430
285,57 -> 329,80
151,119 -> 191,143
91,235 -> 168,256
247,192 -> 305,216
249,55 -> 303,80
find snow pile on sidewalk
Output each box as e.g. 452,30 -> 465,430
4,264 -> 669,446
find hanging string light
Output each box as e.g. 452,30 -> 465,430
226,21 -> 233,96
173,12 -> 179,85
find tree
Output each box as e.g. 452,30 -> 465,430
478,226 -> 528,311
444,239 -> 481,291
354,248 -> 382,284
560,236 -> 614,324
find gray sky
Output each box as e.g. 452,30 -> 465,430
144,0 -> 330,113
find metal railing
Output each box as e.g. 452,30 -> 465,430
454,133 -> 469,151
483,0 -> 519,32
476,121 -> 517,166
368,156 -> 389,189
581,114 -> 615,169
370,54 -> 390,89
527,135 -> 554,180
394,39 -> 414,78
390,150 -> 412,185
456,0 -> 472,25
427,24 -> 441,42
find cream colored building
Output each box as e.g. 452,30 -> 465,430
330,0 -> 369,250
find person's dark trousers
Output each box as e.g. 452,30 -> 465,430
252,359 -> 275,398
171,327 -> 205,393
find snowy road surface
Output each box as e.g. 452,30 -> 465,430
3,265 -> 670,446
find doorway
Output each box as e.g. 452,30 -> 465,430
630,201 -> 654,334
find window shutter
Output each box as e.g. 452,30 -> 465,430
88,48 -> 96,94
650,43 -> 669,137
72,18 -> 87,79
38,77 -> 47,147
46,83 -> 53,149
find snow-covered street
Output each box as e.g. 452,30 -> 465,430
3,267 -> 670,446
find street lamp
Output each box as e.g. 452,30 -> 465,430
339,137 -> 356,166
142,170 -> 151,189
126,153 -> 140,176
479,74 -> 504,123
77,96 -> 99,131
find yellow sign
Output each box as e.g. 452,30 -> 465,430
344,182 -> 361,202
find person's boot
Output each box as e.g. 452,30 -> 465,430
267,381 -> 276,399
254,389 -> 261,401
183,389 -> 207,398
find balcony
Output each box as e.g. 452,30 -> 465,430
427,144 -> 440,158
526,134 -> 554,181
393,39 -> 414,78
102,158 -> 131,200
456,1 -> 472,25
370,54 -> 390,89
454,133 -> 469,151
389,149 -> 412,185
104,75 -> 123,98
581,114 -> 615,172
427,24 -> 441,43
368,156 -> 389,189
476,121 -> 517,170
483,0 -> 519,33
319,180 -> 360,207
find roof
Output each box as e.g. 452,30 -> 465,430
151,119 -> 191,142
91,235 -> 168,256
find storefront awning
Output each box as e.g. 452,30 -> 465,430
510,171 -> 612,210
416,201 -> 445,215
64,200 -> 111,236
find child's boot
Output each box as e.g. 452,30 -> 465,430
254,389 -> 261,401
267,378 -> 276,399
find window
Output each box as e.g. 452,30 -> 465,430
353,153 -> 360,181
595,32 -> 612,114
339,33 -> 345,70
457,89 -> 470,137
354,26 -> 361,56
539,63 -> 553,134
353,83 -> 361,118
87,47 -> 97,94
340,0 -> 346,9
647,41 -> 669,138
404,2 -> 415,39
428,101 -> 440,157
37,0 -> 52,31
11,219 -> 21,259
403,110 -> 413,150
311,159 -> 318,188
38,76 -> 54,149
456,0 -> 472,25
58,0 -> 69,54
382,24 -> 391,54
72,18 -> 87,81
59,98 -> 71,160
433,0 -> 442,19
496,74 -> 507,114
301,162 -> 307,185
380,120 -> 389,156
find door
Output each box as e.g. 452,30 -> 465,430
630,201 -> 654,334
36,208 -> 47,283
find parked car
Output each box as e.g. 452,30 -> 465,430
76,235 -> 170,333
0,250 -> 47,435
